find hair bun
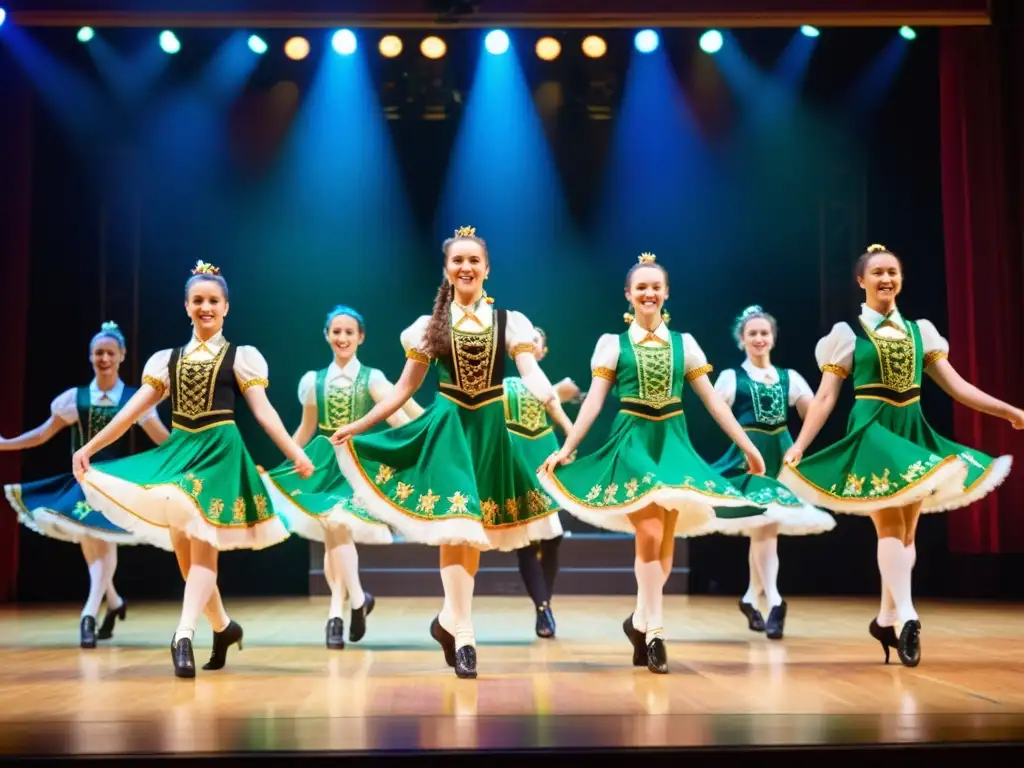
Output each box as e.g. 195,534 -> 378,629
866,243 -> 888,254
101,321 -> 120,332
192,260 -> 221,276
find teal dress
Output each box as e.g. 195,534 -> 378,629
538,328 -> 768,535
5,385 -> 171,549
778,314 -> 1011,514
333,307 -> 563,551
80,336 -> 291,550
262,363 -> 394,544
504,376 -> 563,473
691,366 -> 836,536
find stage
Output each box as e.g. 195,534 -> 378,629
1,595 -> 1023,759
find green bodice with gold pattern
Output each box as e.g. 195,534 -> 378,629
168,343 -> 239,431
70,385 -> 137,460
503,376 -> 551,437
315,364 -> 376,436
732,367 -> 790,429
435,309 -> 508,410
851,318 -> 924,407
615,330 -> 684,419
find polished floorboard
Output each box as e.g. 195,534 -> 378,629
1,595 -> 1023,756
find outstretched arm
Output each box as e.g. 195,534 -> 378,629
72,386 -> 163,476
785,373 -> 843,464
539,375 -> 613,474
292,403 -> 319,447
243,386 -> 312,477
927,358 -> 1024,428
689,375 -> 765,475
0,416 -> 68,451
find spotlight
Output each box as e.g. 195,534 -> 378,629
634,29 -> 659,53
582,35 -> 607,58
420,35 -> 447,59
484,29 -> 509,55
0,8 -> 6,29
77,26 -> 95,43
535,36 -> 560,61
332,29 -> 357,55
379,34 -> 403,57
699,29 -> 723,54
159,30 -> 180,54
801,25 -> 820,38
285,36 -> 310,60
248,34 -> 267,54
900,25 -> 917,40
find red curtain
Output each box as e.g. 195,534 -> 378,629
940,15 -> 1024,554
0,55 -> 33,601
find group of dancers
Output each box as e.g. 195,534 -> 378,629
3,230 -> 1021,680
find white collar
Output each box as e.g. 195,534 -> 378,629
741,358 -> 778,382
327,357 -> 361,382
186,329 -> 226,353
89,377 -> 124,402
860,303 -> 906,332
628,320 -> 670,345
451,298 -> 492,329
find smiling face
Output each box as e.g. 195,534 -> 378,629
741,317 -> 774,360
90,337 -> 124,379
444,239 -> 490,305
857,252 -> 902,307
325,313 -> 364,363
625,265 -> 669,323
185,278 -> 228,336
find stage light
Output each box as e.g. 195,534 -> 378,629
801,25 -> 820,38
77,26 -> 95,43
248,34 -> 267,54
536,36 -> 561,61
332,29 -> 357,55
634,29 -> 659,53
379,34 -> 403,57
485,29 -> 509,55
159,30 -> 180,54
285,36 -> 310,60
420,35 -> 446,59
699,29 -> 723,54
0,8 -> 6,29
582,35 -> 607,58
900,25 -> 917,40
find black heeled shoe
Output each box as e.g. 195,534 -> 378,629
765,601 -> 787,640
430,616 -> 456,668
97,600 -> 126,641
622,614 -> 646,667
646,636 -> 669,674
739,599 -> 765,632
454,645 -> 478,679
171,635 -> 196,678
326,617 -> 345,650
202,620 -> 243,671
535,604 -> 556,639
868,618 -> 899,664
80,616 -> 97,649
897,619 -> 922,667
349,593 -> 375,643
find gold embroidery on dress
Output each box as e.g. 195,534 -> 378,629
375,465 -> 394,485
861,319 -> 916,392
86,407 -> 116,443
450,325 -> 497,395
209,499 -> 225,518
393,482 -> 414,503
631,344 -> 674,407
253,494 -> 269,519
231,497 -> 247,523
325,383 -> 355,429
417,489 -> 440,516
481,499 -> 499,524
505,378 -> 547,432
504,497 -> 520,521
624,478 -> 639,499
447,491 -> 470,515
175,344 -> 229,417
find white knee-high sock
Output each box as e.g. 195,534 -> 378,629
743,538 -> 763,606
438,564 -> 475,649
82,559 -> 106,619
877,540 -> 898,627
324,545 -> 347,620
877,538 -> 917,629
636,560 -> 664,643
632,555 -> 647,631
102,546 -> 122,609
753,535 -> 783,608
905,542 -> 917,570
335,538 -> 365,610
175,565 -> 218,644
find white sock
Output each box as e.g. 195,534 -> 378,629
324,545 -> 347,620
753,534 -> 783,608
636,559 -> 664,642
336,540 -> 366,610
102,547 -> 123,609
877,538 -> 917,629
439,564 -> 475,649
82,559 -> 106,619
175,565 -> 218,644
742,539 -> 763,606
877,540 -> 898,626
905,542 -> 917,570
204,590 -> 231,633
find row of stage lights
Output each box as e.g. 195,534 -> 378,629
58,23 -> 918,60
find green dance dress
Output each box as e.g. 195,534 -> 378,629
5,380 -> 172,550
261,361 -> 394,544
503,376 -> 563,474
538,322 -> 767,535
691,362 -> 836,536
778,306 -> 1012,514
334,302 -> 563,550
80,332 -> 290,550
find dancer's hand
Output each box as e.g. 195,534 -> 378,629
1007,407 -> 1024,430
743,446 -> 766,476
539,448 -> 571,475
72,448 -> 91,480
293,451 -> 314,479
329,424 -> 354,446
783,446 -> 803,467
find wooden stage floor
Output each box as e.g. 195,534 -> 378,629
1,595 -> 1023,757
